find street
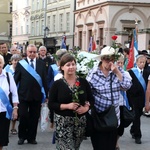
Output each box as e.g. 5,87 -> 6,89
3,115 -> 150,150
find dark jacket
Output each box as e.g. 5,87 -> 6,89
14,58 -> 48,102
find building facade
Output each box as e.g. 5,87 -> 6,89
46,0 -> 75,53
74,0 -> 150,51
29,0 -> 46,48
0,0 -> 12,45
12,0 -> 30,51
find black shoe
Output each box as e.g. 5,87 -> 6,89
135,138 -> 142,144
18,138 -> 25,145
28,140 -> 37,144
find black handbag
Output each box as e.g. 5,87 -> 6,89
91,105 -> 118,132
122,106 -> 135,128
91,73 -> 118,132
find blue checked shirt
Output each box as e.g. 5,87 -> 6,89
86,66 -> 132,124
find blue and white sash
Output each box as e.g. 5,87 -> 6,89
0,87 -> 12,119
4,64 -> 14,75
19,59 -> 46,103
120,91 -> 130,109
51,64 -> 59,77
132,68 -> 146,92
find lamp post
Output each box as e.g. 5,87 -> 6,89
44,27 -> 49,48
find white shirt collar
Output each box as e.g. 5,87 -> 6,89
137,66 -> 143,73
27,57 -> 36,63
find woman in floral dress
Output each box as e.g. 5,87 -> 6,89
48,53 -> 94,150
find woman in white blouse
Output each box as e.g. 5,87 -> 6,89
0,55 -> 19,150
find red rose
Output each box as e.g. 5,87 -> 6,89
75,81 -> 80,87
111,35 -> 117,41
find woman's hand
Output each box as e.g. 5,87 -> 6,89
12,109 -> 18,120
67,102 -> 80,111
75,105 -> 89,114
110,62 -> 122,81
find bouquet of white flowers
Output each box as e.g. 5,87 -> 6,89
76,51 -> 99,78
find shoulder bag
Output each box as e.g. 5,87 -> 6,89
91,73 -> 118,132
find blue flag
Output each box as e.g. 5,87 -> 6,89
88,37 -> 93,52
60,35 -> 66,49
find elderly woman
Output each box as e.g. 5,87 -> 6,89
86,46 -> 132,150
0,55 -> 19,150
4,54 -> 22,135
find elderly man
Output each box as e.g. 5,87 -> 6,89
14,44 -> 48,145
38,46 -> 53,73
1,43 -> 12,67
10,45 -> 19,55
127,55 -> 149,144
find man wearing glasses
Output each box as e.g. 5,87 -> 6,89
14,44 -> 48,145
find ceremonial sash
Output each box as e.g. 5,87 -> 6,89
132,68 -> 146,92
51,64 -> 59,77
4,64 -> 14,75
0,87 -> 12,119
19,59 -> 46,103
120,91 -> 130,109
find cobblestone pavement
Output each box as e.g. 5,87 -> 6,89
4,116 -> 150,150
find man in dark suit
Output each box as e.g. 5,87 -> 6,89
127,55 -> 148,144
14,44 -> 48,145
38,46 -> 54,73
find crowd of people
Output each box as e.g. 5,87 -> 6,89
0,42 -> 150,150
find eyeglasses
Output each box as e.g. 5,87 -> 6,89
28,51 -> 36,54
102,56 -> 115,62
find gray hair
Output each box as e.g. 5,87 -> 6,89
39,46 -> 47,52
27,44 -> 37,51
10,54 -> 22,61
0,54 -> 5,64
118,53 -> 124,61
136,55 -> 146,62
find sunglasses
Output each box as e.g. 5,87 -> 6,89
29,51 -> 36,54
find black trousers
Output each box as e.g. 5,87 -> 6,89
130,106 -> 143,139
18,100 -> 41,141
90,129 -> 117,150
0,112 -> 10,146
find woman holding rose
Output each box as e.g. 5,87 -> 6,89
48,53 -> 94,150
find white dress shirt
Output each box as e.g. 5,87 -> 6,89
0,70 -> 19,112
27,57 -> 36,69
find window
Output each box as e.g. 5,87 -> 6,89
26,19 -> 29,34
10,2 -> 12,13
47,16 -> 51,30
79,31 -> 82,49
31,22 -> 34,36
53,15 -> 56,32
15,21 -> 18,35
32,0 -> 35,11
41,20 -> 44,35
36,21 -> 39,35
21,26 -> 23,34
26,25 -> 29,34
42,0 -> 45,9
26,0 -> 29,7
9,24 -> 12,37
59,14 -> 63,31
37,0 -> 39,10
66,12 -> 70,31
124,27 -> 134,43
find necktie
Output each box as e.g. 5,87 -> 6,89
30,59 -> 34,69
141,70 -> 143,75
